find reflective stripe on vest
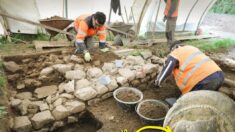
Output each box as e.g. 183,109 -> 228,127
77,29 -> 87,36
175,51 -> 202,82
179,57 -> 211,90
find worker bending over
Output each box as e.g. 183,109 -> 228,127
74,12 -> 109,62
155,45 -> 224,94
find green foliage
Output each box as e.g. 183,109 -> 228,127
0,61 -> 6,96
210,0 -> 235,15
186,39 -> 235,52
0,106 -> 7,119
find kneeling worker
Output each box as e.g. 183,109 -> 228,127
155,45 -> 224,94
74,12 -> 109,62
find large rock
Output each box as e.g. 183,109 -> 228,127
24,79 -> 42,88
52,105 -> 70,120
74,64 -> 84,70
60,93 -> 74,99
53,64 -> 73,74
74,87 -> 97,101
15,92 -> 32,100
31,110 -> 55,129
40,67 -> 54,76
140,50 -> 152,59
64,100 -> 85,114
65,70 -> 86,80
118,68 -> 136,81
13,116 -> 32,132
53,98 -> 64,107
10,98 -> 22,107
93,83 -> 109,96
34,85 -> 58,99
116,76 -> 127,85
39,103 -> 49,111
102,63 -> 118,75
70,55 -> 83,63
126,55 -> 145,65
63,80 -> 75,93
3,61 -> 22,73
75,79 -> 91,89
107,79 -> 118,91
87,67 -> 103,78
142,64 -> 158,74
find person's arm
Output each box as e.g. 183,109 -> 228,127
155,56 -> 179,86
168,0 -> 178,17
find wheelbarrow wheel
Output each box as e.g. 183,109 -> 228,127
66,27 -> 77,41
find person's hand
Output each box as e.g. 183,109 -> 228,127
100,47 -> 109,53
84,51 -> 91,62
163,16 -> 167,22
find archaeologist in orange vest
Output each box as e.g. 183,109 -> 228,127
163,0 -> 180,50
74,12 -> 109,62
155,44 -> 224,94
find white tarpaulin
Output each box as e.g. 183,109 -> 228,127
0,0 -> 40,34
0,0 -> 216,35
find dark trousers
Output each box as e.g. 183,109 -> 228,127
192,71 -> 224,91
166,17 -> 177,50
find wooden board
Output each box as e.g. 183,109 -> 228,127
33,40 -> 72,51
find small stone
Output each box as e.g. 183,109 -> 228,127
67,116 -> 78,124
31,110 -> 55,129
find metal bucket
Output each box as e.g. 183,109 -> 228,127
113,87 -> 143,112
136,99 -> 169,125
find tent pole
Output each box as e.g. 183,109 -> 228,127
152,0 -> 161,38
136,0 -> 150,35
124,6 -> 129,24
196,0 -> 215,34
183,0 -> 199,31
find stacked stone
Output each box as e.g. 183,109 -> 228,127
7,50 -> 165,131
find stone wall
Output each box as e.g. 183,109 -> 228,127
5,50 -> 164,131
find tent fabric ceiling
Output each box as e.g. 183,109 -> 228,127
0,0 -> 216,35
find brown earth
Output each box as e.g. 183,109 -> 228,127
139,101 -> 167,119
116,90 -> 141,102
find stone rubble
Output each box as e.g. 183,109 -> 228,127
7,52 -> 168,131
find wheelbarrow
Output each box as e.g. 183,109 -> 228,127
39,16 -> 74,40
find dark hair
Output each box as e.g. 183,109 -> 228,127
94,12 -> 106,25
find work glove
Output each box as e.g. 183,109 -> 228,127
84,51 -> 91,62
163,16 -> 167,22
100,47 -> 109,53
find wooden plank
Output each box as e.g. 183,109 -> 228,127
33,40 -> 72,51
134,35 -> 217,45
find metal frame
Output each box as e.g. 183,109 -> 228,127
183,0 -> 199,31
196,0 -> 216,32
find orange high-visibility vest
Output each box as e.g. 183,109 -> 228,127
164,0 -> 180,17
170,46 -> 221,94
74,14 -> 106,43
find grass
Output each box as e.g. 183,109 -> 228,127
0,61 -> 6,96
185,38 -> 235,52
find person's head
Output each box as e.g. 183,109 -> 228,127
93,12 -> 106,27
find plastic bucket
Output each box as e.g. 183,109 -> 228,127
113,87 -> 143,112
136,99 -> 169,125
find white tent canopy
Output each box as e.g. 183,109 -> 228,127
0,0 -> 216,36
